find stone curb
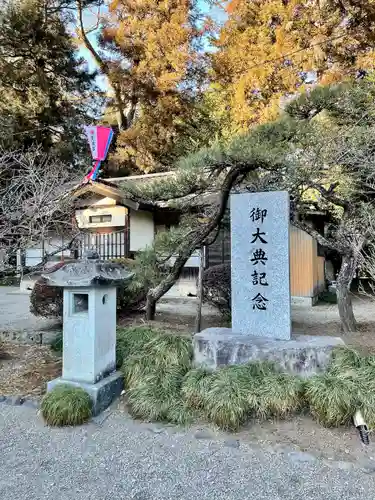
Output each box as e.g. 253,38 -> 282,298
0,395 -> 40,409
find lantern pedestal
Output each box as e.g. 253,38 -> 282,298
43,253 -> 133,415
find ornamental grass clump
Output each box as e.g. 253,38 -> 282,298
305,373 -> 357,427
181,368 -> 214,411
181,361 -> 303,430
119,329 -> 375,431
305,347 -> 375,427
199,365 -> 256,430
119,327 -> 194,424
256,372 -> 305,419
127,368 -> 194,425
116,326 -> 162,369
41,385 -> 92,427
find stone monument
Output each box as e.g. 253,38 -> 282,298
231,191 -> 291,340
193,191 -> 344,377
44,250 -> 133,415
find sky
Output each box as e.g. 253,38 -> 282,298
78,0 -> 226,91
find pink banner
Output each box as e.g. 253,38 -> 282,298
84,126 -> 114,161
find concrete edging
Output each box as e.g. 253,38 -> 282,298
0,395 -> 40,408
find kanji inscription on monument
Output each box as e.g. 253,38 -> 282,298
231,191 -> 291,340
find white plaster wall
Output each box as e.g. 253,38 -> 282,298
91,197 -> 117,207
129,209 -> 154,251
76,205 -> 127,229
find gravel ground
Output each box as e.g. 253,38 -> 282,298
1,405 -> 375,500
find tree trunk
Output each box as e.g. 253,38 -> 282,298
145,292 -> 156,321
336,254 -> 357,333
143,164 -> 252,320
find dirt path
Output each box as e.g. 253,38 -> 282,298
292,296 -> 375,351
0,343 -> 61,397
153,296 -> 375,351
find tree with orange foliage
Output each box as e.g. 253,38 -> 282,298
78,0 -> 209,173
211,0 -> 375,135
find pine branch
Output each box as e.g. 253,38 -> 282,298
146,161 -> 256,314
310,183 -> 349,209
291,219 -> 338,252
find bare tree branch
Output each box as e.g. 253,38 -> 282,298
0,147 -> 82,269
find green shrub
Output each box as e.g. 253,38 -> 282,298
112,251 -> 167,315
41,385 -> 93,427
29,262 -> 66,318
115,258 -> 147,313
202,263 -> 231,316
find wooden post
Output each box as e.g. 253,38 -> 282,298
194,247 -> 205,333
16,249 -> 22,277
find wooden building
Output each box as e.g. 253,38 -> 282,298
24,174 -> 327,304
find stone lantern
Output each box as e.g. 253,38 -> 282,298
43,250 -> 133,415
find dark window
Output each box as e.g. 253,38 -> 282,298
89,214 -> 112,223
73,293 -> 89,313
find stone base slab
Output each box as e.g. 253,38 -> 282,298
193,328 -> 345,378
47,371 -> 124,416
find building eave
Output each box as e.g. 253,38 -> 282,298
70,180 -> 140,211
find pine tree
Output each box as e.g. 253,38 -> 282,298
0,0 -> 98,163
211,0 -> 375,134
128,79 -> 375,331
